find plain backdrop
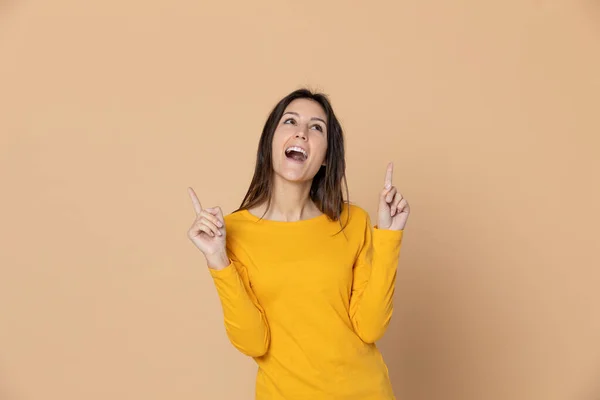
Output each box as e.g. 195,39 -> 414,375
1,1 -> 599,399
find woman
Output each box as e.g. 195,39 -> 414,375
187,88 -> 410,399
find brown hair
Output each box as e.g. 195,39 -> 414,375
237,88 -> 349,226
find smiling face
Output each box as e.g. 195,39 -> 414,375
239,88 -> 348,222
271,98 -> 328,183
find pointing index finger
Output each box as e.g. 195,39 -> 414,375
187,187 -> 203,215
384,162 -> 394,189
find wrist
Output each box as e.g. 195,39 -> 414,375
205,249 -> 230,270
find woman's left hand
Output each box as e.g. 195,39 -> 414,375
377,162 -> 410,231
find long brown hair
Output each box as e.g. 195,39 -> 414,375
237,88 -> 350,226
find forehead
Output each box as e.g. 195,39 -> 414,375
284,98 -> 327,121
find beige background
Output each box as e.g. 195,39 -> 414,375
1,1 -> 599,399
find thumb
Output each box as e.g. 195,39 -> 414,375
208,207 -> 225,223
379,187 -> 392,208
380,186 -> 392,200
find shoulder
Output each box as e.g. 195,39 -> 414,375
341,202 -> 372,231
344,202 -> 370,222
224,209 -> 247,225
223,209 -> 252,235
222,209 -> 253,254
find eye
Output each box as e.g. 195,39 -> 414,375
311,124 -> 324,132
283,118 -> 296,125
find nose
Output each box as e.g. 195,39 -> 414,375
295,128 -> 308,141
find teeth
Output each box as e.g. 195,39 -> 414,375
285,146 -> 308,158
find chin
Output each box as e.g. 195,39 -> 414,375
280,172 -> 311,183
275,168 -> 315,184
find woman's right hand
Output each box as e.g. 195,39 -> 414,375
187,187 -> 229,270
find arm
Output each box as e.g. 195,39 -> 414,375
349,215 -> 403,343
208,251 -> 270,357
185,189 -> 270,357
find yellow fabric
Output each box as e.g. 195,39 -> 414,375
209,203 -> 403,399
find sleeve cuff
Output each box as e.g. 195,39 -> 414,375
208,261 -> 237,280
373,226 -> 404,241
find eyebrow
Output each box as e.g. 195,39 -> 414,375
283,111 -> 326,125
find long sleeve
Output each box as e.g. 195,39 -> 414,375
349,215 -> 403,343
209,252 -> 270,357
212,206 -> 401,398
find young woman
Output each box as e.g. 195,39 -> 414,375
187,89 -> 410,399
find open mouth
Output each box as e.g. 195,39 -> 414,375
285,146 -> 308,162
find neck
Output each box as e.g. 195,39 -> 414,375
259,176 -> 321,222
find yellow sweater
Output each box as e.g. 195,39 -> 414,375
209,203 -> 403,399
